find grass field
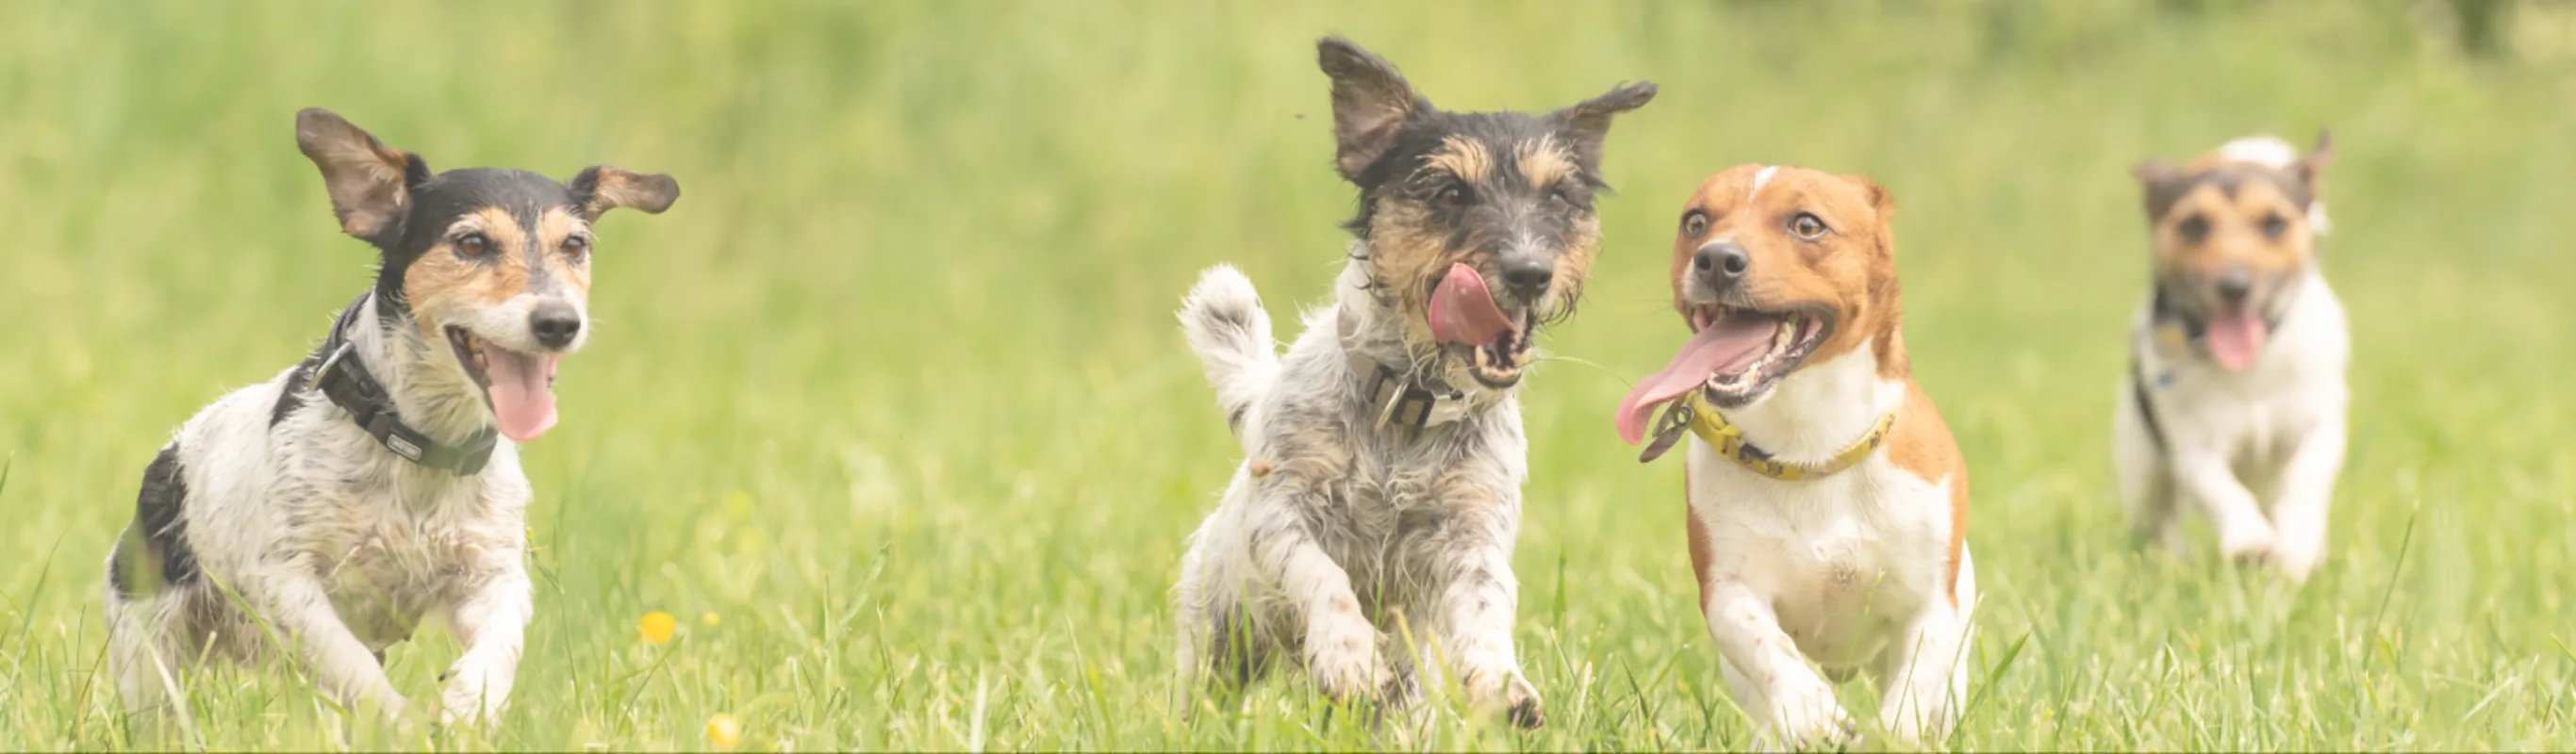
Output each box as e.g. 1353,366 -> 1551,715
4,0 -> 2576,749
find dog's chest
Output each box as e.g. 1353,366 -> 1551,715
296,464 -> 524,647
1689,449 -> 1953,668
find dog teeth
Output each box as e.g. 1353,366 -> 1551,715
1775,315 -> 1798,350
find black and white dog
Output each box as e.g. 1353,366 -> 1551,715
1174,37 -> 1651,726
105,109 -> 677,728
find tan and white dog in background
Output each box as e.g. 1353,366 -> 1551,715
2113,134 -> 2346,582
1615,165 -> 1972,747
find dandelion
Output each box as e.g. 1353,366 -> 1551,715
702,612 -> 721,628
705,713 -> 742,750
638,611 -> 678,645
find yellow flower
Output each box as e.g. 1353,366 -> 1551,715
702,612 -> 721,628
705,713 -> 742,750
638,611 -> 678,645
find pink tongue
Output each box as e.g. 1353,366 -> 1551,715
2205,311 -> 2266,372
1613,317 -> 1781,445
482,348 -> 559,442
1428,264 -> 1518,345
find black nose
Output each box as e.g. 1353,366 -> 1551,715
1694,242 -> 1750,280
530,303 -> 582,349
2214,270 -> 2253,304
1499,257 -> 1553,298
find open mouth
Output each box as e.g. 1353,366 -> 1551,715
1461,309 -> 1539,388
1426,263 -> 1538,388
1612,303 -> 1833,445
443,325 -> 562,443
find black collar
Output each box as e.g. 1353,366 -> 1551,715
307,294 -> 497,475
1336,312 -> 1469,431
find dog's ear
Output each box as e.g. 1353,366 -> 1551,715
1843,173 -> 1894,220
2131,159 -> 2187,220
2293,129 -> 2333,193
1318,36 -> 1428,182
1556,82 -> 1657,169
296,108 -> 428,244
570,166 -> 681,221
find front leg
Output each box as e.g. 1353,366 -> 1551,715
1245,490 -> 1389,704
439,565 -> 532,728
1703,582 -> 1854,748
1874,599 -> 1971,746
1424,500 -> 1540,728
2170,450 -> 2277,563
2265,417 -> 2345,582
256,568 -> 407,718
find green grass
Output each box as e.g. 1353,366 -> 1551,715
4,0 -> 2575,749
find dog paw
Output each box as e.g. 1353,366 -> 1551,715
1308,647 -> 1394,706
1763,680 -> 1857,750
1504,674 -> 1544,729
437,663 -> 512,729
2216,519 -> 2278,564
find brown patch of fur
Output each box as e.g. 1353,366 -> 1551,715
1668,165 -> 1906,378
403,208 -> 531,337
1685,467 -> 1714,615
1515,135 -> 1576,189
1421,137 -> 1493,186
1883,383 -> 1968,608
1364,196 -> 1457,351
534,206 -> 595,302
2150,179 -> 2313,281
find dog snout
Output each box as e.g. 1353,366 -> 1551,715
529,303 -> 583,350
1499,255 -> 1554,300
1693,242 -> 1750,283
2214,270 -> 2254,306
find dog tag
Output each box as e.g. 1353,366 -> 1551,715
1638,402 -> 1693,463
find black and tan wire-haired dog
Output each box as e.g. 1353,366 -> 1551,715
105,109 -> 677,729
1174,37 -> 1652,726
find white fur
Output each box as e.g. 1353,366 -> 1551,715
1749,165 -> 1779,200
2113,271 -> 2349,581
1172,256 -> 1542,722
1685,343 -> 1974,748
105,293 -> 540,729
2217,135 -> 2331,235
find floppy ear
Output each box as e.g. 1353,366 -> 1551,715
1843,174 -> 1894,219
295,108 -> 427,243
1556,82 -> 1658,169
570,166 -> 681,220
1317,36 -> 1429,181
2131,159 -> 2188,219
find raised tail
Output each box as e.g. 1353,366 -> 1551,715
1178,265 -> 1280,441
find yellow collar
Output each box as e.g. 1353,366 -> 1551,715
1686,392 -> 1896,481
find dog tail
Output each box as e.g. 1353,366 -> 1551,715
1179,265 -> 1280,441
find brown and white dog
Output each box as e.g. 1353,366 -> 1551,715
2113,134 -> 2346,582
1614,165 -> 1973,747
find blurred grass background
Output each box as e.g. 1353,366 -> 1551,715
2,0 -> 2574,749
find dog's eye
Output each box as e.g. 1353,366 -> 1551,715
562,235 -> 591,256
1681,210 -> 1709,238
2178,214 -> 2210,244
1787,212 -> 1828,239
2260,213 -> 2289,240
454,233 -> 491,258
1436,185 -> 1473,208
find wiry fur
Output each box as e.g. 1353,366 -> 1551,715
103,108 -> 676,732
1170,37 -> 1652,727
